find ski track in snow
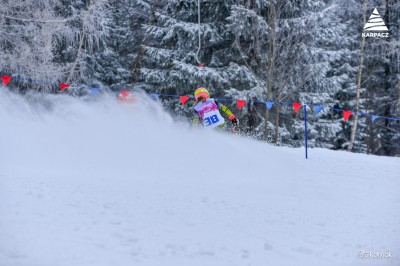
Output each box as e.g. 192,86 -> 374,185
0,89 -> 399,266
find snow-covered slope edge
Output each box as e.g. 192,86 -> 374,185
0,90 -> 399,266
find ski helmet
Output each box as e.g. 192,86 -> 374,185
194,87 -> 210,100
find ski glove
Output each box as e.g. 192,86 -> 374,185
229,115 -> 239,126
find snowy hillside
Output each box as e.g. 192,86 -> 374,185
0,90 -> 399,266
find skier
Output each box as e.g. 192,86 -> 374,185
193,87 -> 238,130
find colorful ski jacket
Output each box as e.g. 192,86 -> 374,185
193,98 -> 235,128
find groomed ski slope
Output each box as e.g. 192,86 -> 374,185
0,90 -> 399,266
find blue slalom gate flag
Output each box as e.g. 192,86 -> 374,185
371,115 -> 380,123
314,105 -> 324,114
90,88 -> 101,95
151,93 -> 160,100
266,102 -> 274,110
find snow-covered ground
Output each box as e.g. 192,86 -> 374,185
0,89 -> 399,266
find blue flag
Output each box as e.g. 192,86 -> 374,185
371,115 -> 380,123
151,93 -> 160,100
266,102 -> 274,110
90,88 -> 101,95
314,106 -> 324,114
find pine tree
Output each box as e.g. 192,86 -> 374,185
85,0 -> 152,90
0,0 -> 77,91
363,0 -> 400,156
225,0 -> 360,147
139,0 -> 261,117
345,0 -> 400,155
1,0 -> 398,155
62,0 -> 111,85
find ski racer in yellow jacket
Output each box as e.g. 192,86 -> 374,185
192,87 -> 238,129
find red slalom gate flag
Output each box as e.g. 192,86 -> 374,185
293,102 -> 302,113
1,75 -> 12,86
180,96 -> 190,105
118,90 -> 136,104
119,90 -> 130,98
343,110 -> 352,121
59,83 -> 70,92
237,100 -> 246,110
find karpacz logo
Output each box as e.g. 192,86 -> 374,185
363,32 -> 389,37
362,8 -> 389,38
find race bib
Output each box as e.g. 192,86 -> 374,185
194,99 -> 225,128
202,109 -> 224,128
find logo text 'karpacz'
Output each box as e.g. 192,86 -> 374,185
362,8 -> 389,38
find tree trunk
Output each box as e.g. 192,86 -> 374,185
398,78 -> 400,112
130,46 -> 146,84
130,0 -> 160,84
251,0 -> 260,58
367,120 -> 373,154
348,0 -> 367,151
264,3 -> 276,141
264,90 -> 271,141
274,104 -> 280,144
66,31 -> 86,84
65,0 -> 94,84
366,67 -> 373,154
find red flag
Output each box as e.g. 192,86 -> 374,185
120,90 -> 130,97
118,90 -> 136,103
198,63 -> 205,67
343,110 -> 352,121
59,83 -> 70,92
293,102 -> 302,113
1,75 -> 12,86
237,100 -> 246,110
180,95 -> 190,105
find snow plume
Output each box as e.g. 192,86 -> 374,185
0,89 -> 177,175
0,89 -> 399,266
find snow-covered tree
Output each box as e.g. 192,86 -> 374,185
342,0 -> 400,155
62,0 -> 111,85
225,0 -> 360,146
138,0 -> 261,117
0,0 -> 76,90
0,0 -> 398,155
